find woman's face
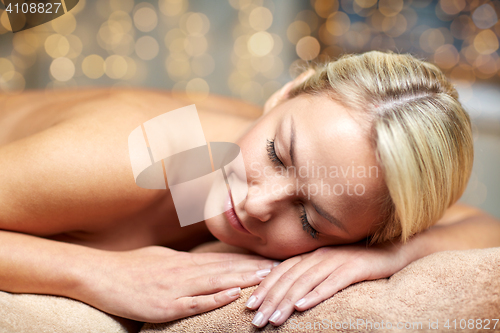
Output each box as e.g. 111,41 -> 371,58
205,93 -> 386,259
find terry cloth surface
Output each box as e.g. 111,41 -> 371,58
0,291 -> 143,333
141,243 -> 500,333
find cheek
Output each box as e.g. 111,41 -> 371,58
204,215 -> 231,243
254,228 -> 319,259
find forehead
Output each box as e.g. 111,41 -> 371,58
282,94 -> 384,235
285,94 -> 374,169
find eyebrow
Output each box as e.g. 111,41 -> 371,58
289,115 -> 347,232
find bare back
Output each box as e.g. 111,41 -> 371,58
0,88 -> 261,251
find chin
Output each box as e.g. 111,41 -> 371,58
204,216 -> 292,259
204,215 -> 234,244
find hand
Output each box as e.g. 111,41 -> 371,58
245,242 -> 411,327
76,246 -> 277,323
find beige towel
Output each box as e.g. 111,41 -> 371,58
141,245 -> 500,333
0,291 -> 143,333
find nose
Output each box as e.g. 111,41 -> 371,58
243,179 -> 290,222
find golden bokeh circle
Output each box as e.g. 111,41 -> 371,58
135,36 -> 159,60
378,0 -> 404,17
419,28 -> 445,53
0,71 -> 25,93
439,0 -> 466,16
287,21 -> 311,44
159,0 -> 187,17
66,34 -> 83,59
45,34 -> 70,58
0,58 -> 15,81
248,31 -> 274,56
182,12 -> 210,36
314,0 -> 339,18
296,36 -> 321,61
52,13 -> 77,35
473,29 -> 499,55
105,55 -> 128,79
326,12 -> 350,36
186,78 -> 209,101
50,57 -> 75,82
434,44 -> 460,69
248,7 -> 273,31
133,7 -> 158,32
82,54 -> 105,79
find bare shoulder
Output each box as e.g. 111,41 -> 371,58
75,87 -> 263,120
1,87 -> 262,124
0,87 -> 260,237
436,203 -> 492,226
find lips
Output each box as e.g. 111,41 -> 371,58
224,191 -> 250,234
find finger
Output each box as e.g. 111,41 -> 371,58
189,252 -> 269,265
250,264 -> 331,328
266,265 -> 336,326
166,287 -> 242,322
245,255 -> 304,310
182,269 -> 272,296
294,263 -> 361,312
199,259 -> 279,275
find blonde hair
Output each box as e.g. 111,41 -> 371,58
289,50 -> 474,244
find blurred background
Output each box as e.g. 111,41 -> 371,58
0,0 -> 499,218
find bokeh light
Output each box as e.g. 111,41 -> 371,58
248,7 -> 273,31
135,36 -> 159,60
105,55 -> 128,79
82,54 -> 105,79
326,11 -> 350,36
50,57 -> 75,82
52,13 -> 77,35
248,31 -> 274,56
133,6 -> 158,32
474,29 -> 499,55
296,36 -> 320,60
186,77 -> 209,101
0,0 -> 497,103
45,34 -> 70,58
472,4 -> 498,29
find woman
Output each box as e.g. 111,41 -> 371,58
0,51 -> 499,328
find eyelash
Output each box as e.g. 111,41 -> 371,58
266,138 -> 319,239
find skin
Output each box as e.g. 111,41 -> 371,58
205,93 -> 386,259
1,85 -> 499,327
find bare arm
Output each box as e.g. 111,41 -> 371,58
0,88 -> 277,322
402,203 -> 500,262
245,204 -> 500,328
0,229 -> 96,296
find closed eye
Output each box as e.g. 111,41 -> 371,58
266,138 -> 319,239
266,138 -> 284,167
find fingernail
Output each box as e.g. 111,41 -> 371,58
273,261 -> 281,267
252,312 -> 264,327
245,295 -> 256,308
295,298 -> 306,307
226,287 -> 241,297
256,268 -> 271,278
269,310 -> 281,323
